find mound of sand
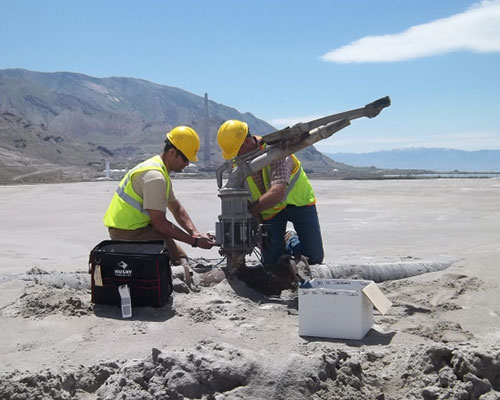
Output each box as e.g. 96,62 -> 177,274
2,339 -> 499,399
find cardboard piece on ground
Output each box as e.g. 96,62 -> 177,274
362,281 -> 392,315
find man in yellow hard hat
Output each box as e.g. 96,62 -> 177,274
217,120 -> 324,266
104,126 -> 216,267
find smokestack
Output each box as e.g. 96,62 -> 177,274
203,93 -> 210,167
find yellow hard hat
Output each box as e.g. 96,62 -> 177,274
166,126 -> 200,162
217,120 -> 248,160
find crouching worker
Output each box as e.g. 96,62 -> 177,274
217,120 -> 324,266
103,126 -> 216,270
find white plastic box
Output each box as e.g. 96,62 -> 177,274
298,279 -> 392,340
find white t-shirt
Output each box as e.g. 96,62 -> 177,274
132,169 -> 175,212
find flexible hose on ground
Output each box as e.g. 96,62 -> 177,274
309,260 -> 454,282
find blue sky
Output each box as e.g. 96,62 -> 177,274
1,0 -> 499,153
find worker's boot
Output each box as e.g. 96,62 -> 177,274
163,238 -> 193,288
284,230 -> 301,258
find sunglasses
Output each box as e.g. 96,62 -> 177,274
176,148 -> 189,163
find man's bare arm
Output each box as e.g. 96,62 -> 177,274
148,209 -> 214,249
167,199 -> 199,236
249,183 -> 286,216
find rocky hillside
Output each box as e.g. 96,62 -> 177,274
0,69 -> 341,182
0,111 -> 111,183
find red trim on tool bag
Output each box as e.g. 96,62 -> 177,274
156,259 -> 161,305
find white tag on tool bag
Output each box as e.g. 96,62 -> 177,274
94,265 -> 103,287
118,284 -> 132,319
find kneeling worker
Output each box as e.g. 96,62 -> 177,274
217,120 -> 324,265
103,126 -> 215,266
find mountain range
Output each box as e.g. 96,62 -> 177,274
0,68 -> 342,183
3,68 -> 496,184
327,148 -> 500,172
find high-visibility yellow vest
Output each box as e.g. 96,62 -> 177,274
103,155 -> 171,230
246,141 -> 316,220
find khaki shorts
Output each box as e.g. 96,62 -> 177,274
108,226 -> 187,264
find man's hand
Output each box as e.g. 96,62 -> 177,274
193,232 -> 216,241
199,236 -> 216,249
192,235 -> 216,249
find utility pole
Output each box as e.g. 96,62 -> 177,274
203,93 -> 210,167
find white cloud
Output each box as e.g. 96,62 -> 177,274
321,0 -> 500,63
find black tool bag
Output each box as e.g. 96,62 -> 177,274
89,240 -> 172,307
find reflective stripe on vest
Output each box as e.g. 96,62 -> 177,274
246,142 -> 316,220
103,155 -> 171,230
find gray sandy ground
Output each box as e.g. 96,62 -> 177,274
1,179 -> 500,399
